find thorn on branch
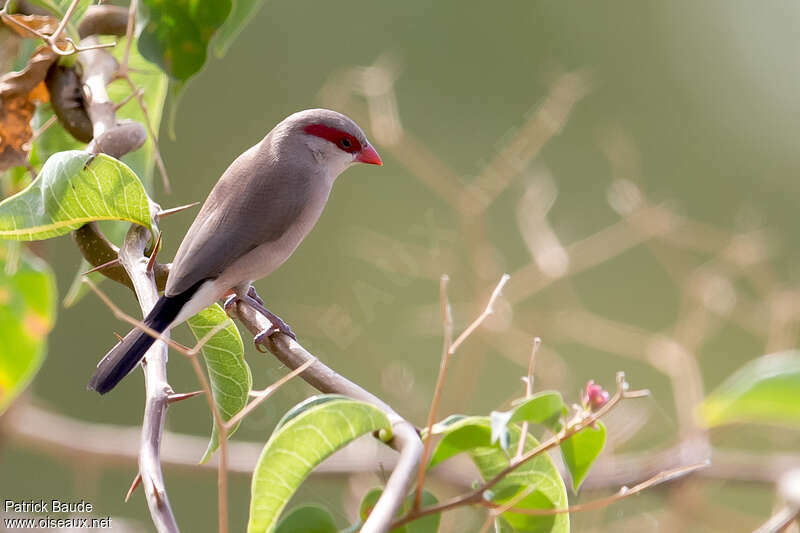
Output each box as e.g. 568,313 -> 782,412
83,257 -> 121,275
167,390 -> 204,404
146,232 -> 162,273
156,202 -> 201,219
125,472 -> 142,502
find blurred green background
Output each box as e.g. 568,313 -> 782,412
4,1 -> 800,531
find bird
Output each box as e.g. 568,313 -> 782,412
88,108 -> 383,394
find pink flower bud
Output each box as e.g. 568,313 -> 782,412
583,380 -> 609,411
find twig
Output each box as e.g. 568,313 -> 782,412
515,337 -> 541,460
414,274 -> 509,510
414,274 -> 452,510
119,74 -> 171,192
483,461 -> 708,516
392,372 -> 650,529
449,273 -> 510,354
224,359 -> 314,430
0,2 -> 116,55
30,114 -> 57,143
754,507 -> 800,533
185,355 -> 229,533
49,0 -> 82,45
229,301 -> 423,533
120,0 -> 137,74
478,485 -> 537,533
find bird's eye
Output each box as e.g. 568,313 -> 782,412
339,137 -> 352,149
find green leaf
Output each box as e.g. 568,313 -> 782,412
428,417 -> 569,533
213,0 -> 266,58
560,421 -> 605,494
491,392 -> 567,452
701,351 -> 800,427
273,394 -> 351,432
138,0 -> 233,82
248,396 -> 392,533
275,505 -> 336,533
0,151 -> 154,241
357,488 -> 439,533
0,242 -> 56,414
428,415 -> 494,470
510,391 -> 567,431
186,303 -> 251,463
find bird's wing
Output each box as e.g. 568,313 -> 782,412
165,145 -> 311,296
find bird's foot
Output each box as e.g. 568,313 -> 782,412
253,314 -> 296,352
223,288 -> 296,348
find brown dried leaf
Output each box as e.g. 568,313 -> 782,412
0,46 -> 57,97
2,13 -> 60,39
0,92 -> 35,170
0,45 -> 55,170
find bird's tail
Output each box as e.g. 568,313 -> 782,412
88,283 -> 204,394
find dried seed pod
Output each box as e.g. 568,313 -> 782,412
45,64 -> 93,143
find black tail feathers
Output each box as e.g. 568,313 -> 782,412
88,282 -> 205,394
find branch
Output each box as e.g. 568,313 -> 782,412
392,373 -> 652,529
229,302 -> 423,533
117,225 -> 178,533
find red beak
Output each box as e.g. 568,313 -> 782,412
355,143 -> 383,166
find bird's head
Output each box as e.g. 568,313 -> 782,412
277,109 -> 382,177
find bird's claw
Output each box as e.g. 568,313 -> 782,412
223,294 -> 238,315
253,318 -> 296,352
247,286 -> 265,306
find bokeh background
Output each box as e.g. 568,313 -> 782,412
4,1 -> 800,531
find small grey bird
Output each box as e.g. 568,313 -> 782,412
89,109 -> 382,394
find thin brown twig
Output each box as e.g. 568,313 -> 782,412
186,355 -> 228,533
413,274 -> 452,510
0,2 -> 116,55
120,0 -> 137,73
49,0 -> 82,44
394,372 -> 650,529
414,273 -> 509,510
224,359 -> 315,430
114,87 -> 141,111
119,74 -> 171,192
30,115 -> 57,143
483,461 -> 709,516
515,337 -> 541,460
84,276 -> 232,359
449,273 -> 510,354
478,484 -> 537,533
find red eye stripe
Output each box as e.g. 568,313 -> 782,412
303,123 -> 362,154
